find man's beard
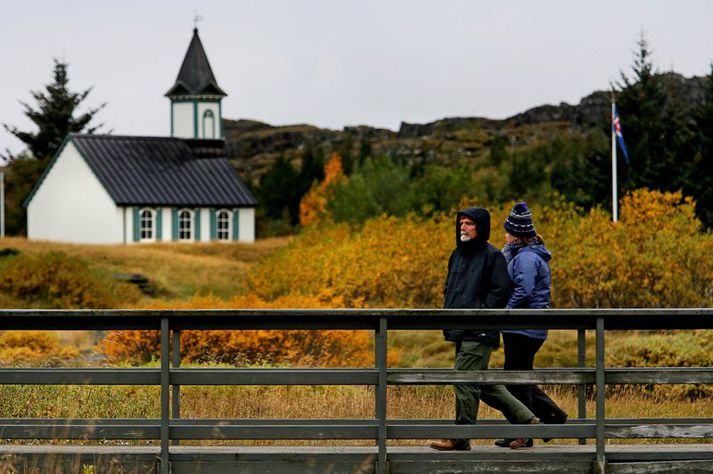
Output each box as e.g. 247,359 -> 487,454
460,233 -> 472,242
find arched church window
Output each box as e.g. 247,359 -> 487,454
216,209 -> 232,241
178,209 -> 194,241
202,109 -> 215,139
140,208 -> 155,241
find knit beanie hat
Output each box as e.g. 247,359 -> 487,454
504,202 -> 536,238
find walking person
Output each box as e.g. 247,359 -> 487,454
495,202 -> 568,448
429,207 -> 539,452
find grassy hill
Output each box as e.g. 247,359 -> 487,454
0,237 -> 290,307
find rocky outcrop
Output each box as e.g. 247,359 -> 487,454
508,90 -> 610,127
508,74 -> 706,127
223,73 -> 708,182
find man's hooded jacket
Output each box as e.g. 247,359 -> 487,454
442,207 -> 511,347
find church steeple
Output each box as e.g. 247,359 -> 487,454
166,28 -> 226,139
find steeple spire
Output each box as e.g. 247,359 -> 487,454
165,28 -> 226,98
166,28 -> 227,139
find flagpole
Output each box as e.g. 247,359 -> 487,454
611,99 -> 618,223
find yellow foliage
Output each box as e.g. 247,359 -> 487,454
0,331 -> 79,366
249,214 -> 452,308
0,252 -> 140,308
554,189 -> 713,308
299,152 -> 348,226
251,189 -> 713,309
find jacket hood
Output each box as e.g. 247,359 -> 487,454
456,207 -> 491,251
519,243 -> 552,262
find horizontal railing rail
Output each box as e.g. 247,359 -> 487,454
1,308 -> 713,474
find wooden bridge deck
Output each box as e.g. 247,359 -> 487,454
2,444 -> 712,473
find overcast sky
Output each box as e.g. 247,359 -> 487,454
2,0 -> 712,156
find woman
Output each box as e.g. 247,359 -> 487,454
496,202 -> 567,449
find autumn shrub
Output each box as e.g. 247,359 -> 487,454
553,189 -> 713,308
100,294 -> 397,367
247,214 -> 452,308
0,252 -> 140,308
0,331 -> 79,366
253,189 -> 713,310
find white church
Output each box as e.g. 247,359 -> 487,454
24,28 -> 257,244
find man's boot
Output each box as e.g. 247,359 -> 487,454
509,417 -> 540,449
429,439 -> 471,451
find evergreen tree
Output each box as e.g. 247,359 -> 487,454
488,135 -> 509,166
357,137 -> 372,167
691,63 -> 713,226
2,58 -> 105,161
335,132 -> 355,175
1,58 -> 105,235
257,155 -> 302,225
615,33 -> 695,193
298,141 -> 325,196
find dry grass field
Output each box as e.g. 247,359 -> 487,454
0,236 -> 290,302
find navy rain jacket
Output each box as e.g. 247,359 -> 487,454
502,243 -> 552,340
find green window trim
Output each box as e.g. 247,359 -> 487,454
156,208 -> 163,241
210,209 -> 217,240
195,208 -> 201,241
133,208 -> 140,242
193,102 -> 198,138
218,101 -> 223,138
172,208 -> 179,241
232,209 -> 240,241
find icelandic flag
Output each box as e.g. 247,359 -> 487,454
612,106 -> 630,164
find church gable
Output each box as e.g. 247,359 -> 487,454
26,139 -> 122,244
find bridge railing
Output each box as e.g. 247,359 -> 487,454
1,308 -> 713,474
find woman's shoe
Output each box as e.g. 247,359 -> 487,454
509,437 -> 534,449
543,413 -> 568,443
496,438 -> 532,448
494,438 -> 513,448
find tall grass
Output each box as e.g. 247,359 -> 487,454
2,381 -> 712,447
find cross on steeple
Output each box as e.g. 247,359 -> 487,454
193,11 -> 204,30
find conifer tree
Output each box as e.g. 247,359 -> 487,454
615,33 -> 695,193
691,63 -> 713,226
257,155 -> 302,224
2,58 -> 105,161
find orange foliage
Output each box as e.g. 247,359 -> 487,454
101,294 -> 399,367
299,152 -> 348,226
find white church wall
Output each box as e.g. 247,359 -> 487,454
200,208 -> 210,242
172,102 -> 195,138
159,207 -> 172,241
238,207 -> 255,243
27,141 -> 123,244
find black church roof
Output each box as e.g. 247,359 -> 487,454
56,134 -> 256,207
165,28 -> 227,98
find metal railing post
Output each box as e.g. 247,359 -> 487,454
577,328 -> 586,445
595,317 -> 606,473
375,317 -> 388,474
171,329 -> 181,446
160,318 -> 170,474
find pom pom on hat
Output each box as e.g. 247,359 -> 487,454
504,202 -> 536,238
